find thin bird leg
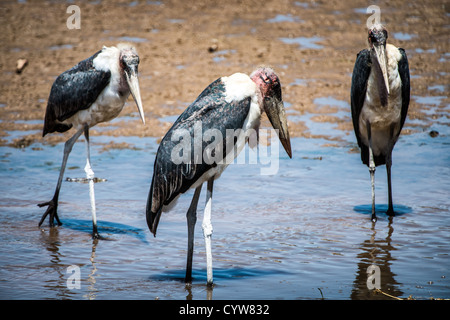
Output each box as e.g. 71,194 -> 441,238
367,121 -> 377,222
386,155 -> 394,216
84,125 -> 99,239
185,185 -> 202,285
386,124 -> 396,216
202,177 -> 214,286
38,127 -> 84,227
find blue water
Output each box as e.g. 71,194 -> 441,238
0,118 -> 449,299
279,36 -> 324,50
2,0 -> 449,301
393,32 -> 417,41
267,14 -> 304,24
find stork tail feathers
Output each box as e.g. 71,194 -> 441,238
146,181 -> 162,236
146,205 -> 162,237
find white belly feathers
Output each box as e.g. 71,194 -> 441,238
359,44 -> 404,156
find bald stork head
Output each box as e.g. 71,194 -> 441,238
368,24 -> 390,100
118,44 -> 145,124
251,67 -> 292,158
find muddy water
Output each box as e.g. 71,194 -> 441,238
0,107 -> 449,300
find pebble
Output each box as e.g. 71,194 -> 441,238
16,58 -> 28,74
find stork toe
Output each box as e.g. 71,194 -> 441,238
37,200 -> 62,227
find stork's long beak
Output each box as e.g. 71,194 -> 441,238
125,67 -> 145,124
264,96 -> 292,158
372,43 -> 390,97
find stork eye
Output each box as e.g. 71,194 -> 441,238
369,34 -> 378,44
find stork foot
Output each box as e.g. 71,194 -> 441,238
370,203 -> 377,223
92,233 -> 104,240
92,227 -> 101,240
37,199 -> 62,227
386,207 -> 395,217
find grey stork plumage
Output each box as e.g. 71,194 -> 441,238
351,24 -> 410,222
146,67 -> 292,285
38,44 -> 145,239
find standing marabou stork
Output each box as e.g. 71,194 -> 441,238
38,43 -> 145,239
146,67 -> 292,285
351,24 -> 410,222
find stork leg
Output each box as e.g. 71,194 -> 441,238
83,125 -> 100,239
367,122 -> 377,222
38,127 -> 84,227
185,185 -> 202,284
386,124 -> 396,216
202,178 -> 214,286
386,155 -> 394,216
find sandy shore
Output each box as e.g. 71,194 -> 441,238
0,0 -> 448,148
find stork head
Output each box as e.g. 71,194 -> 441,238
118,44 -> 145,124
368,23 -> 388,48
250,67 -> 292,158
368,24 -> 390,100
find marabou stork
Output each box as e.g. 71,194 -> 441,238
146,67 -> 292,285
351,24 -> 410,222
38,44 -> 145,239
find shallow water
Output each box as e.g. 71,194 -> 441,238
279,36 -> 324,50
267,14 -> 304,24
0,114 -> 449,300
1,0 -> 449,301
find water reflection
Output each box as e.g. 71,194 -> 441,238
185,284 -> 213,300
150,267 -> 291,300
39,228 -> 73,299
84,239 -> 99,300
62,218 -> 148,243
39,228 -> 101,300
351,217 -> 402,299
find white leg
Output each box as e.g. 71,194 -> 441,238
202,178 -> 214,286
369,146 -> 376,221
84,126 -> 99,239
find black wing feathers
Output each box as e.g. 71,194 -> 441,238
350,49 -> 371,150
397,48 -> 410,135
350,49 -> 386,166
147,78 -> 252,235
43,50 -> 111,136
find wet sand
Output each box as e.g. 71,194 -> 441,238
0,0 -> 448,147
